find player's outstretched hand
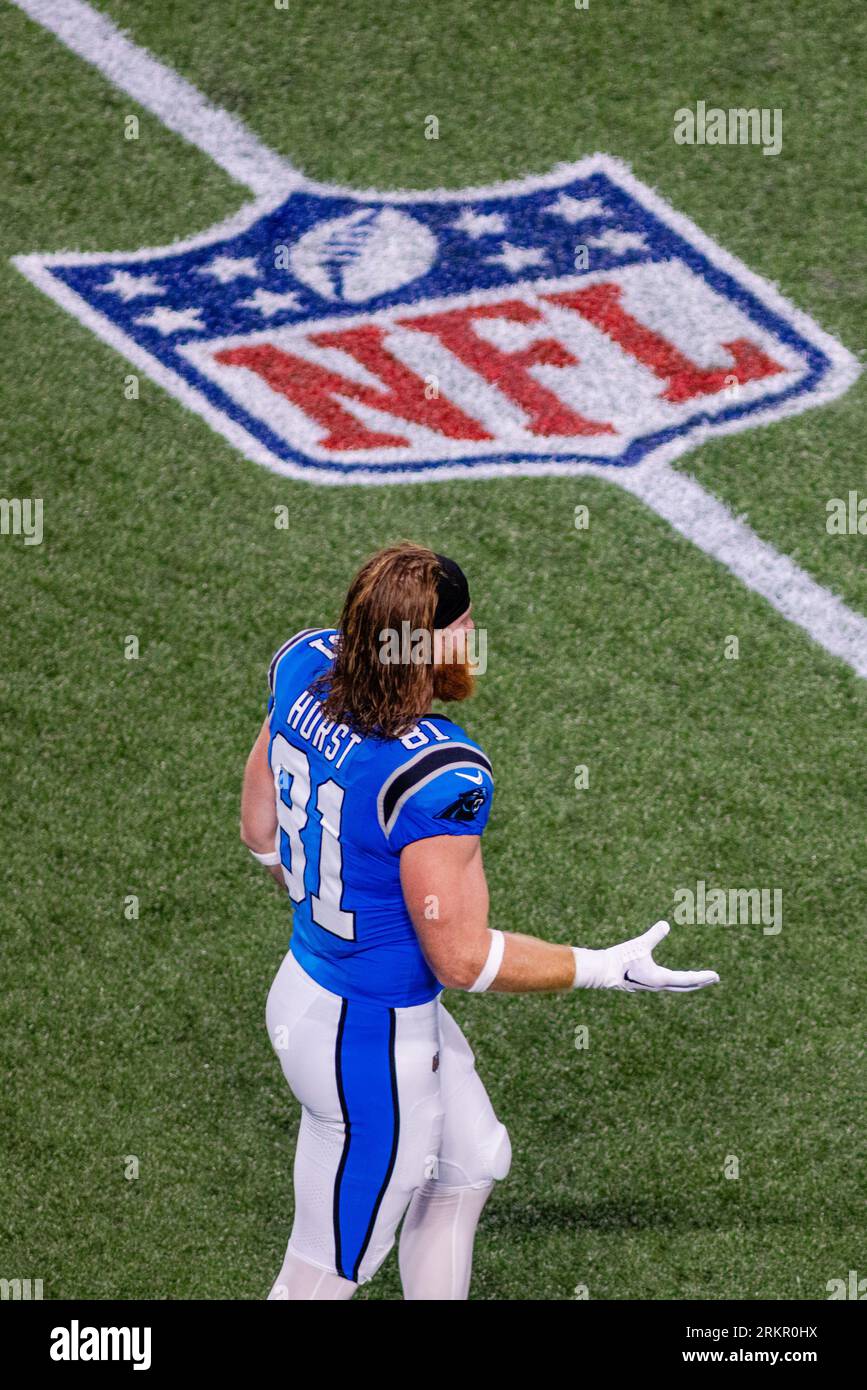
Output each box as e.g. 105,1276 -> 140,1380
573,920 -> 720,993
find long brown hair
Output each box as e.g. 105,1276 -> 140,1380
315,542 -> 471,738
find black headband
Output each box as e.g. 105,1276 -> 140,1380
433,554 -> 471,628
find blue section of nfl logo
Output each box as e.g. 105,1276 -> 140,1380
16,156 -> 856,485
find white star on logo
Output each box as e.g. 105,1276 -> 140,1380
238,288 -> 304,317
452,208 -> 508,238
485,242 -> 547,274
545,193 -> 607,223
100,270 -> 165,301
197,255 -> 260,284
587,230 -> 647,254
135,306 -> 205,335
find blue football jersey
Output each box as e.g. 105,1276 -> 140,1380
266,628 -> 494,1006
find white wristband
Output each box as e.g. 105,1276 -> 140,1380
468,929 -> 505,993
250,846 -> 281,866
571,945 -> 608,989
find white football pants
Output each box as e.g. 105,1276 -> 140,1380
265,948 -> 511,1295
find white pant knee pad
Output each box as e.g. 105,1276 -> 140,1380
488,1122 -> 512,1181
439,1119 -> 511,1187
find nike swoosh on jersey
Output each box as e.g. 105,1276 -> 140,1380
455,770 -> 484,783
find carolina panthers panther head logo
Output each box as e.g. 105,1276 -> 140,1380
435,788 -> 487,822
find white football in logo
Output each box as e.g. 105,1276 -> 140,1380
289,207 -> 437,303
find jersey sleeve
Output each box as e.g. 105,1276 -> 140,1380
380,747 -> 494,852
267,628 -> 337,713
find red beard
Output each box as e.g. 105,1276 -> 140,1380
432,657 -> 476,704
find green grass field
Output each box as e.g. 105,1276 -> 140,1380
1,0 -> 864,1300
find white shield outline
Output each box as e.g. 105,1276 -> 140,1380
13,154 -> 859,488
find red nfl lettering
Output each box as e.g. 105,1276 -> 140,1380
400,301 -> 614,437
214,329 -> 493,451
547,283 -> 786,403
213,279 -> 789,456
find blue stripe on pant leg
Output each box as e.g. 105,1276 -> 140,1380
333,999 -> 400,1282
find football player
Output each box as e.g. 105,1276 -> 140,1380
241,542 -> 719,1300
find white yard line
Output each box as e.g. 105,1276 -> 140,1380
11,0 -> 300,196
619,464 -> 867,679
11,0 -> 867,679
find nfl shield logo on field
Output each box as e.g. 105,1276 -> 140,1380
15,155 -> 857,485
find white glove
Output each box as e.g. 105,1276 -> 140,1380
572,920 -> 719,993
